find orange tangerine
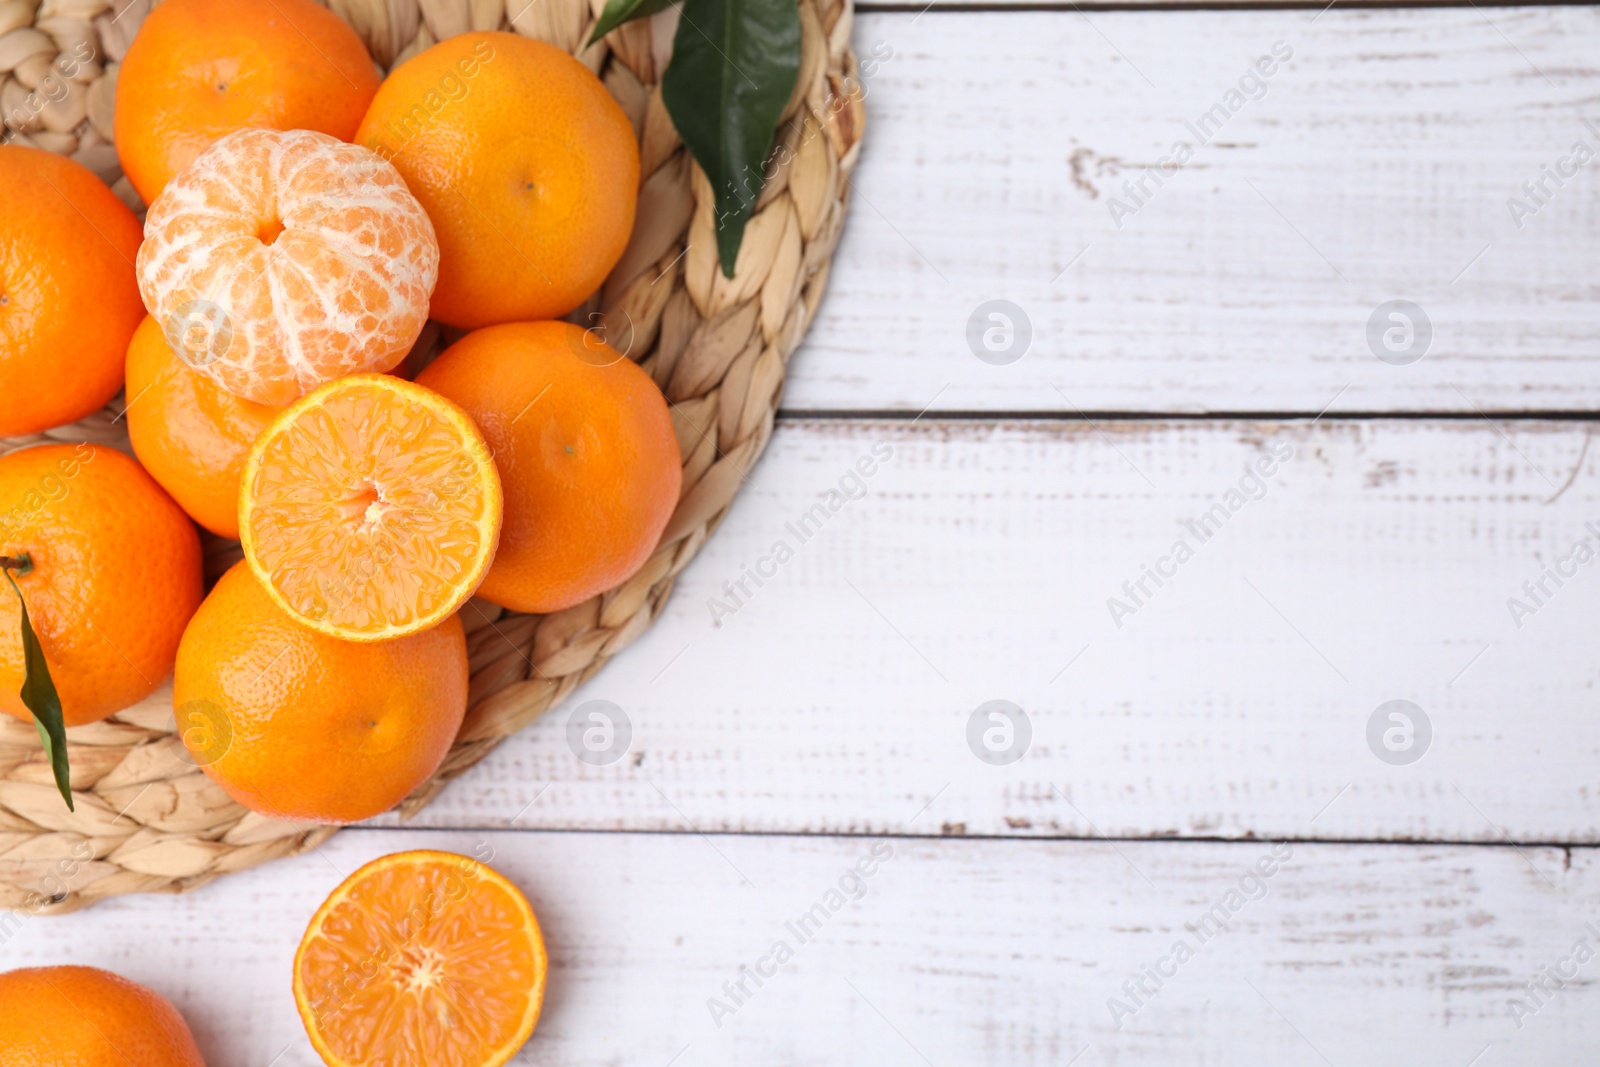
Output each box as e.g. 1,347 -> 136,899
136,128 -> 439,406
0,964 -> 206,1066
356,32 -> 639,329
0,145 -> 144,436
124,315 -> 280,539
239,374 -> 501,641
294,850 -> 546,1067
114,0 -> 381,205
174,562 -> 468,824
415,321 -> 680,614
0,444 -> 202,727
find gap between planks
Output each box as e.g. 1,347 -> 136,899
364,821 -> 1591,857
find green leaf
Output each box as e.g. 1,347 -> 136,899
588,0 -> 677,47
3,563 -> 72,811
662,0 -> 800,277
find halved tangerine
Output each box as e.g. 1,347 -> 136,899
239,374 -> 502,641
294,850 -> 547,1067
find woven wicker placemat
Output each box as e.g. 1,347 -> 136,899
0,0 -> 861,913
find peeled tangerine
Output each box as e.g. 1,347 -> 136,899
239,375 -> 502,642
136,128 -> 439,406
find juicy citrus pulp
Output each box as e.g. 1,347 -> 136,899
239,374 -> 501,641
294,850 -> 547,1067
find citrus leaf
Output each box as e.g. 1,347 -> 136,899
662,0 -> 800,277
3,566 -> 71,811
588,0 -> 676,46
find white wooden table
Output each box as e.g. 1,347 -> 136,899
12,3 -> 1600,1063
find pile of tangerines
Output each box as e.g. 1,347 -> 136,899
0,0 -> 683,1063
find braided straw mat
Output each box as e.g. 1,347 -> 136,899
0,0 -> 862,913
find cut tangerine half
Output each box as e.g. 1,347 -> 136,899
239,374 -> 502,641
294,850 -> 547,1067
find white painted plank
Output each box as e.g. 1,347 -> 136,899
391,417 -> 1600,842
4,829 -> 1595,1065
789,7 -> 1600,413
867,0 -> 1362,6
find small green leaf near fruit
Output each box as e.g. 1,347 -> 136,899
2,556 -> 72,810
591,0 -> 802,276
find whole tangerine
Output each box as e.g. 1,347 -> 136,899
125,315 -> 279,539
0,965 -> 206,1067
415,321 -> 680,614
0,146 -> 143,437
115,0 -> 381,204
173,562 -> 468,824
356,32 -> 639,329
0,444 -> 202,728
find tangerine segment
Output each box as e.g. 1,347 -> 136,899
239,375 -> 502,641
294,850 -> 547,1067
136,128 -> 440,406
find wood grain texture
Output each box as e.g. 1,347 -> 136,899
4,828 -> 1595,1065
373,418 -> 1600,843
863,0 -> 1499,7
788,6 -> 1600,413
